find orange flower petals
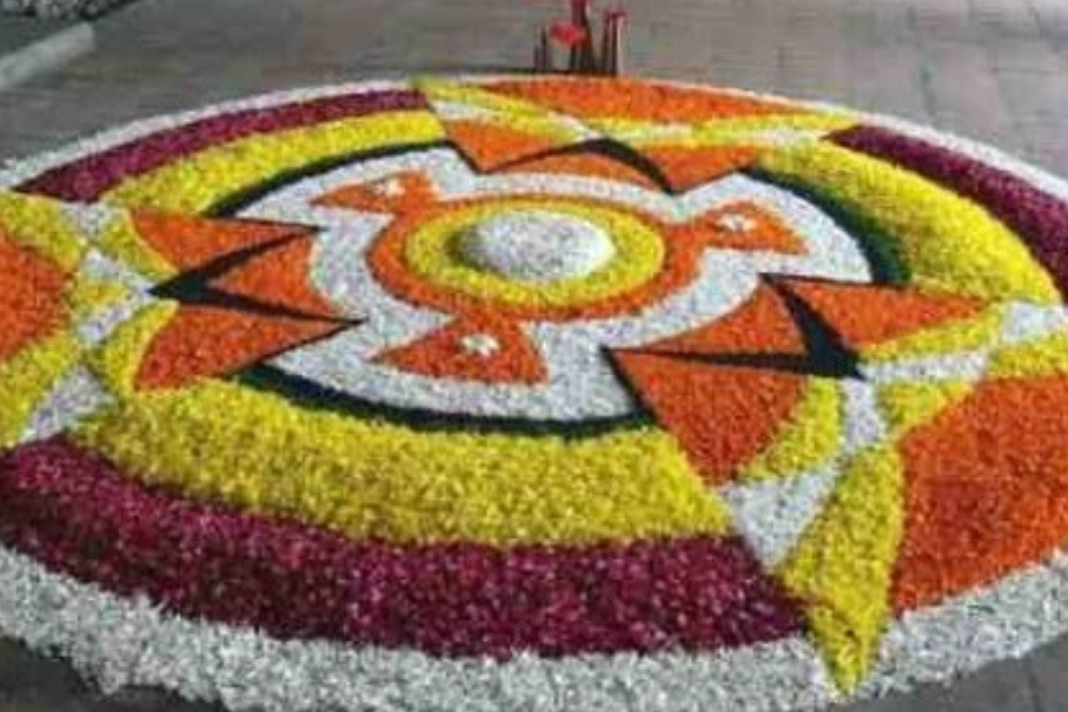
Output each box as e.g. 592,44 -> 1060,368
7,76 -> 1068,707
0,233 -> 70,362
894,376 -> 1068,611
133,211 -> 308,271
612,352 -> 805,484
368,197 -> 704,322
484,78 -> 804,122
441,120 -> 563,172
671,202 -> 806,255
377,316 -> 547,384
643,146 -> 762,193
136,307 -> 343,390
638,283 -> 804,357
501,152 -> 659,190
210,235 -> 342,321
313,171 -> 438,215
778,279 -> 982,349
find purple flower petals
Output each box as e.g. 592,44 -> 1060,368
0,439 -> 804,658
19,89 -> 428,202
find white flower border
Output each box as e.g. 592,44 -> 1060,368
2,77 -> 1068,711
242,150 -> 868,421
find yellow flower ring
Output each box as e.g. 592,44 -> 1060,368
2,76 -> 1068,711
398,199 -> 666,311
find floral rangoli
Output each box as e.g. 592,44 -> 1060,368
3,76 -> 1068,711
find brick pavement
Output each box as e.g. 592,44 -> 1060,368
1,0 -> 1067,709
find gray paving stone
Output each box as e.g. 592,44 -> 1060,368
839,681 -> 951,712
0,697 -> 88,712
1027,635 -> 1068,712
0,131 -> 67,158
921,43 -> 1006,117
846,45 -> 930,121
82,688 -> 226,712
1015,117 -> 1068,159
986,37 -> 1068,73
0,16 -> 69,50
0,16 -> 91,88
942,656 -> 1040,712
998,68 -> 1068,122
0,639 -> 87,710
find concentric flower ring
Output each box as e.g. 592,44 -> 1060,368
2,76 -> 1068,711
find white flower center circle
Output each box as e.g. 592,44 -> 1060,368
458,210 -> 616,283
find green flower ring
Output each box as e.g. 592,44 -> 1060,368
2,76 -> 1068,711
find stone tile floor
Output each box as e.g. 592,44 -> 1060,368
0,15 -> 88,89
0,15 -> 72,53
1,0 -> 1067,709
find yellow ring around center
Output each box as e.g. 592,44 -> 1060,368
404,200 -> 666,308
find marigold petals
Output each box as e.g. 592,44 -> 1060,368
642,146 -> 761,192
86,301 -> 178,396
106,111 -> 446,213
443,120 -> 566,171
895,377 -> 1068,610
73,380 -> 732,545
988,330 -> 1068,379
742,378 -> 842,482
136,308 -> 343,390
93,211 -> 176,281
377,316 -> 548,384
877,381 -> 972,439
758,143 -> 1060,304
132,210 -> 309,272
208,235 -> 342,321
0,235 -> 70,363
313,171 -> 438,215
0,191 -> 86,270
639,282 -> 804,357
2,77 -> 1068,707
501,152 -> 660,190
779,445 -> 905,690
0,332 -> 82,447
612,353 -> 806,484
484,77 -> 805,122
779,278 -> 984,350
671,202 -> 806,255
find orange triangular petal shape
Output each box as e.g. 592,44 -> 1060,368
136,306 -> 342,389
894,377 -> 1068,611
376,316 -> 547,384
779,279 -> 982,348
443,120 -> 565,171
642,146 -> 762,192
483,78 -> 804,122
670,202 -> 806,254
639,284 -> 805,357
133,211 -> 307,272
501,152 -> 659,190
208,236 -> 343,321
313,172 -> 438,215
612,351 -> 805,484
0,234 -> 69,362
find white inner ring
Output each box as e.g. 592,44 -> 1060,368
458,210 -> 615,283
241,153 -> 872,421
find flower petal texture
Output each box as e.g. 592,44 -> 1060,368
2,76 -> 1068,712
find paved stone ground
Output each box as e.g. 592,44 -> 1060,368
1,0 -> 1068,710
0,15 -> 91,89
0,15 -> 69,51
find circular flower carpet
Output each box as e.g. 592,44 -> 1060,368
2,77 -> 1068,711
